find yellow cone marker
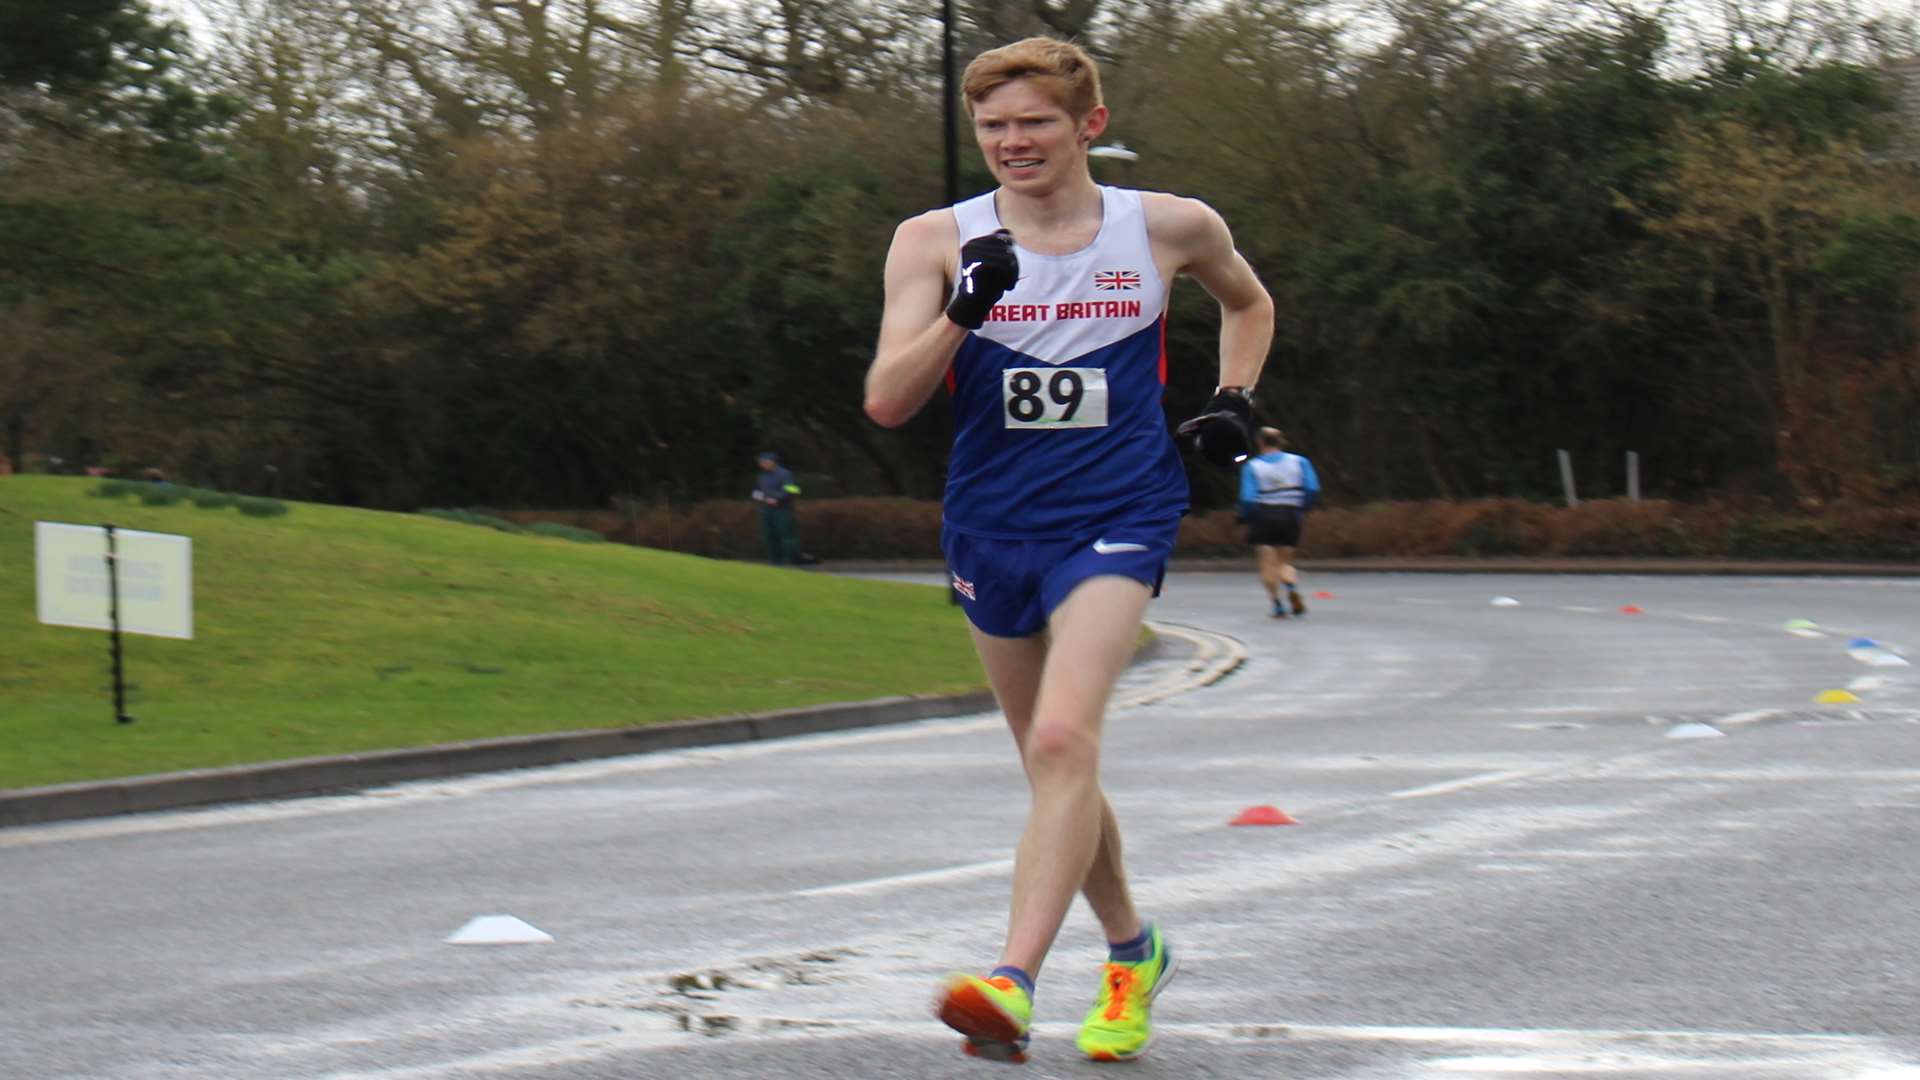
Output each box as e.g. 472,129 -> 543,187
1814,689 -> 1861,705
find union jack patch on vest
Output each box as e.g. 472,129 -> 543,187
1093,269 -> 1141,291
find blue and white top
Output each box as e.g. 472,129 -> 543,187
940,186 -> 1187,539
1239,451 -> 1319,512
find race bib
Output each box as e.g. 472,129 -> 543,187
1001,367 -> 1108,430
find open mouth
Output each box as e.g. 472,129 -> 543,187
1004,158 -> 1044,171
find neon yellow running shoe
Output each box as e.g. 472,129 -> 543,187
1076,925 -> 1177,1062
935,972 -> 1032,1064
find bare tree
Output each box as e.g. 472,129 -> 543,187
695,0 -> 927,113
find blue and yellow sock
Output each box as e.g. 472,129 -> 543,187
989,965 -> 1035,999
1107,925 -> 1155,964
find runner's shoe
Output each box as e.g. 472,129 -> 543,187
1076,925 -> 1177,1062
1290,590 -> 1308,616
1271,598 -> 1287,619
937,972 -> 1033,1064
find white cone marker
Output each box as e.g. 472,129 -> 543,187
1667,722 -> 1726,740
1491,596 -> 1521,607
445,914 -> 554,945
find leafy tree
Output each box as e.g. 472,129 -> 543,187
0,0 -> 143,89
1633,117 -> 1920,502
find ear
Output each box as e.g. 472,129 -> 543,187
1079,105 -> 1110,143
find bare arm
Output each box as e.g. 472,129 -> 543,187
864,211 -> 969,429
1145,193 -> 1274,390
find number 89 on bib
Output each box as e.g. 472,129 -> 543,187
1001,367 -> 1109,430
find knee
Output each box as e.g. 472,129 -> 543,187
1023,722 -> 1098,778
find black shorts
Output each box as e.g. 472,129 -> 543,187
1246,505 -> 1304,547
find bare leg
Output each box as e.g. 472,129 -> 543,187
971,639 -> 1142,952
1255,545 -> 1282,602
967,577 -> 1151,978
1079,790 -> 1142,946
1275,544 -> 1298,588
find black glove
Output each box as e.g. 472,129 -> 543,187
1175,388 -> 1253,467
945,229 -> 1018,330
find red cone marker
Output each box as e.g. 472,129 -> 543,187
1230,805 -> 1298,826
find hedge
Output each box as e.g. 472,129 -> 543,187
494,497 -> 1920,563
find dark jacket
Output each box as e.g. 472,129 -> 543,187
753,466 -> 800,510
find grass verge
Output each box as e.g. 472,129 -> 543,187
0,476 -> 982,790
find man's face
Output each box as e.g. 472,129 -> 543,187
758,458 -> 775,471
971,78 -> 1107,194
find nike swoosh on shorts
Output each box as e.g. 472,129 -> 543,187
1092,540 -> 1149,555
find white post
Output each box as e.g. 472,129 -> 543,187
1626,451 -> 1641,502
1558,449 -> 1579,507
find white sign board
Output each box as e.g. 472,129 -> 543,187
35,522 -> 194,640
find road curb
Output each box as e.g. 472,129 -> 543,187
0,629 -> 1215,830
0,690 -> 993,830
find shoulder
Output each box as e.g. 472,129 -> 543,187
884,208 -> 959,282
1139,191 -> 1228,247
891,208 -> 959,254
1139,190 -> 1238,277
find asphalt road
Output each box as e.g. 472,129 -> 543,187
4,572 -> 1919,1080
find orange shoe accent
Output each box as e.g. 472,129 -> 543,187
936,975 -> 1029,1064
1097,965 -> 1139,1022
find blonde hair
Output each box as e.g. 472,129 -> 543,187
1258,427 -> 1286,451
961,37 -> 1103,120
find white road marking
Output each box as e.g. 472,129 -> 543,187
790,858 -> 1012,898
1471,850 -> 1650,859
314,1018 -> 1920,1078
1713,709 -> 1780,727
1113,621 -> 1246,707
1390,770 -> 1537,800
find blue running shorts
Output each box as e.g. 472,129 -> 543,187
942,517 -> 1182,638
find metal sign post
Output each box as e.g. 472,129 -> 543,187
105,525 -> 133,724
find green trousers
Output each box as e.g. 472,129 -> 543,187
759,507 -> 799,565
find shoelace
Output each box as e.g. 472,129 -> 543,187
1099,964 -> 1139,1021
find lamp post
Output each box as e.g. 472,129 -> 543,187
941,0 -> 959,205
